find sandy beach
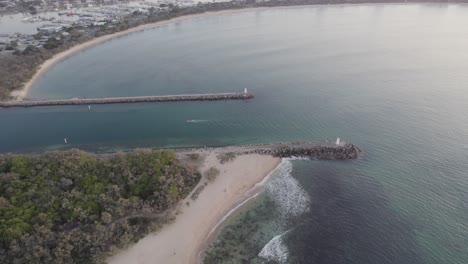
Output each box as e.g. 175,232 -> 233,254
108,151 -> 281,264
10,8 -> 265,101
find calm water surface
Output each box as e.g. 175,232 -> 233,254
1,4 -> 468,264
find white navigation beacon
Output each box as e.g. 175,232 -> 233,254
336,138 -> 341,145
244,88 -> 248,94
64,138 -> 68,144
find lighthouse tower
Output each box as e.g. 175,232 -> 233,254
244,88 -> 248,94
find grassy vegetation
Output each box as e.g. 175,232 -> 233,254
190,185 -> 205,201
188,153 -> 200,161
0,149 -> 201,263
205,167 -> 220,183
217,152 -> 237,164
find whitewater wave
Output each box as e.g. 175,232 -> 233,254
258,159 -> 311,263
286,156 -> 310,161
258,231 -> 290,264
266,159 -> 311,219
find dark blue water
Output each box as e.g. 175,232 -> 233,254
288,160 -> 424,264
1,4 -> 468,263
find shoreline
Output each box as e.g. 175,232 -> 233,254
9,2 -> 428,101
11,7 -> 265,101
108,151 -> 281,264
196,159 -> 284,263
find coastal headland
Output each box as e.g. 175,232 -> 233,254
0,140 -> 361,263
109,141 -> 361,264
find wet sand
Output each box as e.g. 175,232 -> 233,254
108,152 -> 281,264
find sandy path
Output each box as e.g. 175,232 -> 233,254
108,153 -> 281,264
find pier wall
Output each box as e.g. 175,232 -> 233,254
0,92 -> 254,108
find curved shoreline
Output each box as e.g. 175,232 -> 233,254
195,159 -> 284,264
12,8 -> 265,100
11,3 -> 399,100
8,2 -> 467,100
108,152 -> 281,264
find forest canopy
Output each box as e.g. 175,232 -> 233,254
0,149 -> 200,263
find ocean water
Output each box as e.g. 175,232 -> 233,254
2,4 -> 468,263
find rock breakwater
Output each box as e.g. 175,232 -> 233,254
178,141 -> 362,160
243,142 -> 361,160
0,92 -> 255,108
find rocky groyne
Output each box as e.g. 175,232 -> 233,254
0,92 -> 254,108
242,142 -> 361,160
178,141 -> 362,160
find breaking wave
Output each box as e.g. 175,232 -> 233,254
287,156 -> 310,161
258,159 -> 311,263
258,231 -> 290,264
265,159 -> 311,219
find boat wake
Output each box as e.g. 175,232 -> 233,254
186,119 -> 209,123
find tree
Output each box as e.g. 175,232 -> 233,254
43,37 -> 62,50
5,40 -> 18,50
21,45 -> 40,56
0,149 -> 201,263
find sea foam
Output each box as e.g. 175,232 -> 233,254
258,231 -> 290,264
258,159 -> 311,263
265,159 -> 311,219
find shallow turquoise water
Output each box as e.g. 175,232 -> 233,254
2,4 -> 468,263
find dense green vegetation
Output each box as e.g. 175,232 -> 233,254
0,149 -> 200,263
